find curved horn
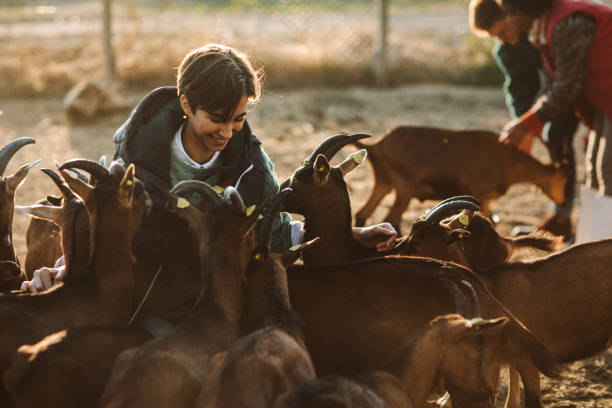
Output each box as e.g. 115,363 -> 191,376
306,133 -> 371,163
170,180 -> 225,208
59,159 -> 111,183
223,187 -> 247,213
0,137 -> 35,177
426,195 -> 480,216
440,278 -> 473,318
255,188 -> 293,252
41,168 -> 75,201
423,200 -> 480,225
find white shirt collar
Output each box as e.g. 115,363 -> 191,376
171,123 -> 220,169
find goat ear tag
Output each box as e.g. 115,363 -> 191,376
352,149 -> 367,164
177,197 -> 190,209
213,185 -> 224,194
289,244 -> 301,251
245,205 -> 256,216
254,252 -> 265,262
468,317 -> 484,328
458,214 -> 470,226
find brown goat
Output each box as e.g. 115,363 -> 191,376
275,314 -> 509,408
0,163 -> 148,404
402,204 -> 611,408
0,137 -> 40,290
99,182 -> 264,408
3,326 -> 152,408
284,133 -> 399,264
397,196 -> 562,272
350,126 -> 568,233
193,189 -> 317,408
284,256 -> 559,407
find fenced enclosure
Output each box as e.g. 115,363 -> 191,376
1,0 -> 501,97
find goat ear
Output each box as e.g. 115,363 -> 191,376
282,237 -> 320,266
337,149 -> 367,177
445,229 -> 470,246
167,192 -> 203,228
60,169 -> 93,202
117,164 -> 136,207
445,209 -> 475,229
467,317 -> 509,334
16,204 -> 63,226
313,154 -> 330,185
5,159 -> 41,194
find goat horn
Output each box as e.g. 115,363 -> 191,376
170,180 -> 225,208
59,159 -> 111,183
41,168 -> 76,201
440,278 -> 473,318
0,137 -> 36,177
306,133 -> 371,163
423,200 -> 480,225
255,188 -> 293,253
426,195 -> 480,216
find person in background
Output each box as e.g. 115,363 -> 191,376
498,0 -> 612,243
469,0 -> 580,241
23,44 -> 398,334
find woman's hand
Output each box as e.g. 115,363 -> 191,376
352,222 -> 398,252
21,256 -> 66,293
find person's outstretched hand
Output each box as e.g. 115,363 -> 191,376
21,256 -> 66,292
499,119 -> 536,155
352,222 -> 398,252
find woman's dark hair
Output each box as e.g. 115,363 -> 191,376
177,44 -> 263,121
501,0 -> 553,16
469,0 -> 506,36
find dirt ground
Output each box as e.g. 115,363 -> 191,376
0,84 -> 610,406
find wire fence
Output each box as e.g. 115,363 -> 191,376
1,0 -> 501,97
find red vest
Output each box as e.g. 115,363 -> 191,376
543,0 -> 612,119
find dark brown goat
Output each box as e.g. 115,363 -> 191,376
284,256 -> 559,407
351,126 -> 568,233
397,196 -> 562,271
192,189 -> 317,408
275,314 -> 509,408
99,182 -> 265,408
3,326 -> 152,408
0,162 -> 148,405
0,137 -> 40,290
284,133 -> 399,264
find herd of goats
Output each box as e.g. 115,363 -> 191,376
0,129 -> 608,408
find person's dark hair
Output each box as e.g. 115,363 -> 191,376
501,0 -> 553,17
177,44 -> 263,121
469,0 -> 506,36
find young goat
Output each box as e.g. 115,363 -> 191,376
350,126 -> 568,233
275,314 -> 509,408
0,137 -> 40,290
99,182 -> 264,408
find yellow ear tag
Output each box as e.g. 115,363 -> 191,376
289,244 -> 301,251
352,150 -> 366,164
245,204 -> 256,216
177,197 -> 190,209
458,233 -> 464,239
125,180 -> 133,187
254,252 -> 264,261
317,166 -> 326,173
468,317 -> 483,328
458,214 -> 469,226
213,185 -> 224,194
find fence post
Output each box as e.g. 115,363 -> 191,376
373,0 -> 388,86
102,0 -> 116,80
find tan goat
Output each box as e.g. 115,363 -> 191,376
99,182 -> 265,408
350,126 -> 568,233
193,189 -> 317,408
275,314 -> 509,408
